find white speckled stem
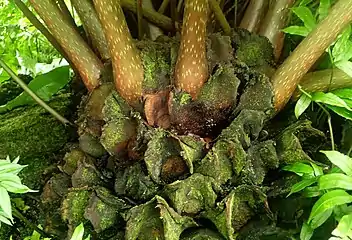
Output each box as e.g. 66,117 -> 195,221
175,0 -> 209,98
30,0 -> 103,91
93,0 -> 144,107
258,0 -> 294,60
240,0 -> 268,33
71,0 -> 110,61
271,0 -> 352,112
292,69 -> 352,100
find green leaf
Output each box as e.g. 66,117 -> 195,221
310,162 -> 324,177
0,66 -> 70,113
332,88 -> 352,100
29,229 -> 42,240
287,178 -> 317,197
318,0 -> 331,21
292,6 -> 316,30
0,186 -> 12,221
308,190 -> 352,223
300,222 -> 314,240
295,94 -> 312,119
0,161 -> 27,175
310,208 -> 333,229
71,223 -> 85,240
303,186 -> 322,198
312,92 -> 352,110
299,0 -> 314,6
16,51 -> 37,75
0,174 -> 22,184
0,180 -> 36,194
335,60 -> 352,78
343,99 -> 352,108
282,162 -> 315,176
0,210 -> 12,226
331,214 -> 352,239
333,26 -> 352,63
326,105 -> 352,120
321,151 -> 352,176
319,173 -> 352,190
282,26 -> 310,37
334,204 -> 352,221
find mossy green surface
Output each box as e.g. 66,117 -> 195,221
125,196 -> 197,240
0,74 -> 32,105
139,41 -> 171,93
164,173 -> 217,215
0,93 -> 72,159
197,65 -> 239,109
62,188 -> 92,229
231,29 -> 274,68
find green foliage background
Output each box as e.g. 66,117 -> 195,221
0,0 -> 62,82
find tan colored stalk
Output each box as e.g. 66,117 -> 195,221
271,0 -> 352,112
71,0 -> 110,60
240,0 -> 268,33
258,0 -> 294,60
93,0 -> 144,106
29,0 -> 104,91
175,0 -> 209,98
292,69 -> 352,100
121,0 -> 175,31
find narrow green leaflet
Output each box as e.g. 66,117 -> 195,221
287,178 -> 317,197
332,88 -> 352,100
283,162 -> 315,176
318,0 -> 331,22
308,190 -> 352,223
300,222 -> 314,240
0,172 -> 23,183
310,162 -> 324,177
335,60 -> 352,78
310,208 -> 333,229
312,92 -> 352,110
319,173 -> 352,191
0,66 -> 70,113
282,26 -> 310,37
71,223 -> 85,240
303,186 -> 322,198
331,214 -> 352,239
326,105 -> 352,121
332,26 -> 352,63
0,180 -> 36,194
295,94 -> 312,119
299,0 -> 314,6
292,6 -> 316,31
343,99 -> 352,108
0,186 -> 12,221
0,162 -> 27,175
0,209 -> 12,226
321,151 -> 352,176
